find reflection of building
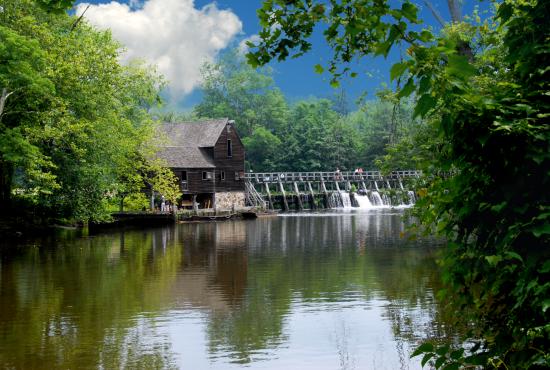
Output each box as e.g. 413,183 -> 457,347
171,222 -> 248,311
155,119 -> 246,209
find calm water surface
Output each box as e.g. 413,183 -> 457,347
0,209 -> 456,369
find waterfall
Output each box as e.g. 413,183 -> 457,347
382,193 -> 390,206
407,191 -> 416,205
370,191 -> 383,206
340,191 -> 352,208
399,179 -> 404,191
386,180 -> 391,189
327,191 -> 353,208
328,192 -> 341,208
374,181 -> 380,191
355,194 -> 373,208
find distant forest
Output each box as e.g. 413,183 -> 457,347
160,51 -> 424,173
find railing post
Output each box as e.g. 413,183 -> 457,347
307,182 -> 316,209
265,182 -> 273,209
293,182 -> 303,211
279,181 -> 289,211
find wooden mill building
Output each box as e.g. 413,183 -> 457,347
155,118 -> 246,209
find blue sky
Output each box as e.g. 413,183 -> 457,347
76,0 -> 490,110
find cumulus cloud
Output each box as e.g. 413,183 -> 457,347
238,34 -> 261,55
76,0 -> 242,98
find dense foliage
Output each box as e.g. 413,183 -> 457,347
248,0 -> 549,368
194,52 -> 418,173
0,0 -> 178,224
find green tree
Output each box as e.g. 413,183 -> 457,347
0,0 -> 177,222
242,126 -> 282,172
195,50 -> 289,137
282,98 -> 360,171
248,0 -> 550,367
0,24 -> 58,207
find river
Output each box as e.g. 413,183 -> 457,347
0,209 -> 458,369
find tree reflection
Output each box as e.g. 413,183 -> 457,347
0,213 -> 464,368
0,229 -> 181,369
174,213 -> 463,364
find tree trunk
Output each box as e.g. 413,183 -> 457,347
447,0 -> 463,23
0,88 -> 14,121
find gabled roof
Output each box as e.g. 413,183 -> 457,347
155,118 -> 229,169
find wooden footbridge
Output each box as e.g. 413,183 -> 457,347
244,170 -> 422,210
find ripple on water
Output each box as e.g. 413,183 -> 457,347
0,212 -> 458,370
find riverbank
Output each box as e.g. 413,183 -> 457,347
0,208 -> 277,239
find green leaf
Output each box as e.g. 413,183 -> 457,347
375,41 -> 392,57
436,345 -> 449,356
401,2 -> 418,22
540,261 -> 550,273
434,356 -> 446,369
398,77 -> 415,98
442,363 -> 460,370
414,94 -> 436,117
421,352 -> 435,367
497,2 -> 513,22
314,64 -> 324,74
491,201 -> 507,212
504,251 -> 523,262
390,62 -> 408,81
412,342 -> 434,357
419,30 -> 433,42
485,255 -> 503,266
450,348 -> 464,360
446,54 -> 476,78
419,76 -> 431,94
531,223 -> 550,237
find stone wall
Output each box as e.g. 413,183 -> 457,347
215,191 -> 245,210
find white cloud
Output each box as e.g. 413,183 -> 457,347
76,0 -> 242,98
238,34 -> 260,55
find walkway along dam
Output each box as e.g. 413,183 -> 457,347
244,170 -> 422,210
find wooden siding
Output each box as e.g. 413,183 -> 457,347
170,122 -> 245,194
172,168 -> 217,194
212,123 -> 245,192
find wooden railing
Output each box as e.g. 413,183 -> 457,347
244,170 -> 422,183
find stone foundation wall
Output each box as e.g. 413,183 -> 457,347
215,192 -> 245,210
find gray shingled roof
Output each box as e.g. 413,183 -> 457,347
155,119 -> 228,168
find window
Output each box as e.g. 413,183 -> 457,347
221,171 -> 225,180
235,171 -> 240,181
227,139 -> 232,157
180,171 -> 188,190
202,171 -> 213,180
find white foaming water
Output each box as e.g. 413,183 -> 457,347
354,194 -> 373,208
370,191 -> 383,206
407,191 -> 416,205
340,191 -> 352,208
382,193 -> 390,206
328,192 -> 340,208
374,181 -> 380,191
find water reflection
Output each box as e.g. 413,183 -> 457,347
0,210 -> 458,369
0,230 -> 181,369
